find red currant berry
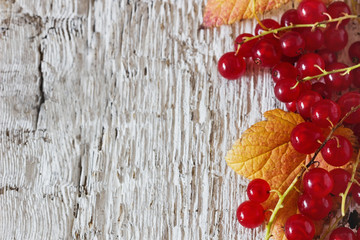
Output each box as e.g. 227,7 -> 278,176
236,201 -> 265,228
218,52 -> 246,80
321,135 -> 353,167
281,9 -> 300,27
329,227 -> 356,240
298,193 -> 333,220
246,179 -> 270,203
271,62 -> 299,83
290,122 -> 324,154
324,62 -> 352,91
296,53 -> 325,78
350,68 -> 360,88
330,168 -> 351,195
296,90 -> 322,119
324,26 -> 348,52
279,31 -> 305,57
252,39 -> 282,67
351,183 -> 360,205
285,214 -> 315,240
349,41 -> 360,64
311,82 -> 333,99
303,168 -> 334,198
310,99 -> 341,128
286,101 -> 297,112
317,48 -> 337,66
234,33 -> 258,58
300,28 -> 324,51
297,0 -> 327,24
353,124 -> 360,140
327,1 -> 352,28
274,78 -> 301,103
255,19 -> 280,40
337,92 -> 360,124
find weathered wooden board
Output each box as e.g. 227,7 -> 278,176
0,0 -> 359,239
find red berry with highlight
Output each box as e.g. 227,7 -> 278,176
247,179 -> 271,203
298,193 -> 332,220
218,52 -> 246,80
321,135 -> 353,167
236,201 -> 265,228
290,122 -> 324,154
296,90 -> 322,119
297,0 -> 327,24
296,53 -> 325,78
303,168 -> 334,198
329,227 -> 356,240
311,99 -> 341,128
285,214 -> 315,240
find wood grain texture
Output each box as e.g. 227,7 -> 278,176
0,0 -> 358,239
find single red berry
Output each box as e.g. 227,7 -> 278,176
281,9 -> 300,27
337,92 -> 360,124
285,214 -> 315,240
280,31 -> 305,57
300,28 -> 324,51
321,135 -> 353,167
271,62 -> 299,83
317,48 -> 337,66
247,179 -> 271,203
296,53 -> 325,79
324,26 -> 348,52
327,1 -> 351,28
286,101 -> 297,112
274,78 -> 301,103
297,0 -> 327,24
298,193 -> 332,220
303,168 -> 334,198
255,19 -> 280,40
290,122 -> 324,154
236,201 -> 265,228
351,183 -> 360,205
329,168 -> 351,195
296,90 -> 322,119
329,227 -> 356,240
218,52 -> 246,80
234,33 -> 258,58
349,41 -> 360,64
310,99 -> 341,128
252,39 -> 282,67
324,62 -> 352,91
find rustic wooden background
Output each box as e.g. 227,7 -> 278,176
0,0 -> 358,239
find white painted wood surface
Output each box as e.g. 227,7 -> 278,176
0,0 -> 358,239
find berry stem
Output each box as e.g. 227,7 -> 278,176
252,0 -> 268,30
264,104 -> 360,240
302,63 -> 360,82
264,175 -> 299,240
340,150 -> 360,216
237,14 -> 360,47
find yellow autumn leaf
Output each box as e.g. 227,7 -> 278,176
202,0 -> 334,28
225,109 -> 358,240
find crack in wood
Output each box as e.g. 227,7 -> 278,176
0,186 -> 19,195
35,44 -> 45,130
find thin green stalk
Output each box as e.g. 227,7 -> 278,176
237,14 -> 359,47
340,151 -> 360,216
302,63 -> 360,82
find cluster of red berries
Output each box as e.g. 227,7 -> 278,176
238,168 -> 360,239
224,0 -> 360,239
